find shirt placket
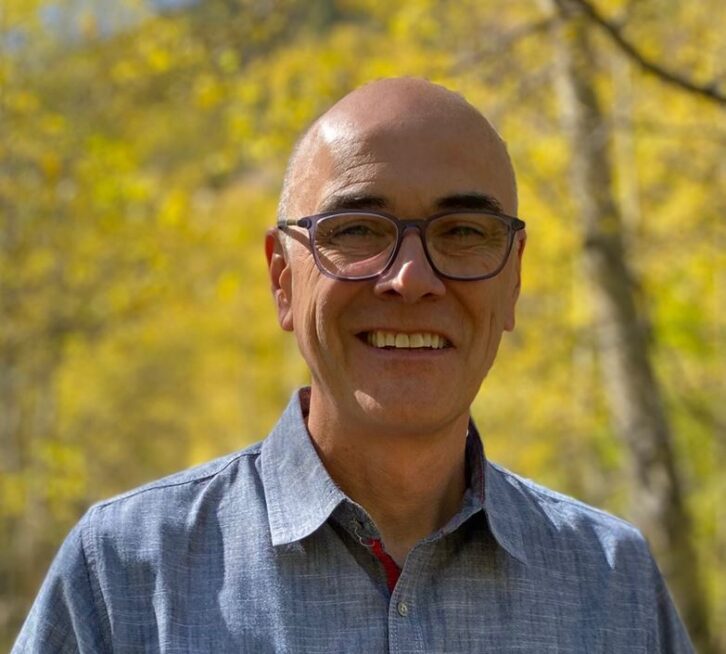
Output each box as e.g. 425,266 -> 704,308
386,540 -> 435,654
345,511 -> 434,654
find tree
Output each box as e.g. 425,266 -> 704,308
547,1 -> 717,649
2,0 -> 723,647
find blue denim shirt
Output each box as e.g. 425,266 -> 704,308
14,389 -> 693,653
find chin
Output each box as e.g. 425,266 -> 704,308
352,385 -> 465,435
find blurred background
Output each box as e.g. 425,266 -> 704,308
1,0 -> 724,650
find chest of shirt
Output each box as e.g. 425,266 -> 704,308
97,518 -> 649,653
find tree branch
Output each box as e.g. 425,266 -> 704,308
451,17 -> 557,73
559,0 -> 726,106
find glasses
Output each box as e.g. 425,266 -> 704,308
277,210 -> 526,281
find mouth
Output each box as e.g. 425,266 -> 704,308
358,330 -> 453,350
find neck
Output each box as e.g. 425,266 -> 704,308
306,391 -> 469,566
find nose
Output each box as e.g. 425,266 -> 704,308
373,230 -> 446,302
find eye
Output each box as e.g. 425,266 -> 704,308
434,220 -> 493,242
317,215 -> 394,248
333,222 -> 379,238
429,214 -> 508,257
441,224 -> 486,238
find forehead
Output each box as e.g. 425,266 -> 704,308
292,110 -> 517,218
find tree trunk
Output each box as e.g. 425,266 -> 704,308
549,1 -> 714,650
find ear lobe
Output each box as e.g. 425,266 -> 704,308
265,229 -> 294,332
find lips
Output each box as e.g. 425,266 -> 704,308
362,330 -> 452,349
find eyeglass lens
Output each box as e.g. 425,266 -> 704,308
314,213 -> 511,279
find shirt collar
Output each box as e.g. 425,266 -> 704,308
261,388 -> 347,546
464,421 -> 528,565
261,388 -> 528,565
482,458 -> 529,565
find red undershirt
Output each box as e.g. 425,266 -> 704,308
365,538 -> 401,592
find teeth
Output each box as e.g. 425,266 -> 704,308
365,331 -> 449,350
410,333 -> 424,348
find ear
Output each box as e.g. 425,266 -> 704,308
503,230 -> 526,332
265,229 -> 294,332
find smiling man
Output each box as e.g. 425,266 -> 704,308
14,78 -> 693,653
267,80 -> 525,568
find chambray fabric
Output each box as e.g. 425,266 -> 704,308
14,388 -> 693,653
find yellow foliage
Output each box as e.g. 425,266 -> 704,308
159,189 -> 189,227
2,0 -> 724,647
193,74 -> 224,109
0,474 -> 27,518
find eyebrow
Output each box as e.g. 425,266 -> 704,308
317,191 -> 503,215
435,193 -> 503,213
318,194 -> 388,213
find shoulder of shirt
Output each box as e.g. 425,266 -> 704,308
487,460 -> 646,543
86,440 -> 264,515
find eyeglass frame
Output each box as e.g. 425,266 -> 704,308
277,209 -> 526,282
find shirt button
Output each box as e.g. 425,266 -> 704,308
397,601 -> 409,617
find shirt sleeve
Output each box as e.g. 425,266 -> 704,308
11,514 -> 112,654
647,551 -> 696,654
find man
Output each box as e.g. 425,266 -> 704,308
14,78 -> 692,652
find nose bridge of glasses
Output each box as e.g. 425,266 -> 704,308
388,220 -> 436,273
395,218 -> 431,251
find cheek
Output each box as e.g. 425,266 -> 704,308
290,295 -> 327,383
289,269 -> 336,353
287,261 -> 318,342
460,286 -> 507,360
312,295 -> 335,345
498,264 -> 521,331
292,298 -> 320,353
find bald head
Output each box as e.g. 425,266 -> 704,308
267,77 -> 526,428
321,77 -> 488,135
277,78 -> 517,225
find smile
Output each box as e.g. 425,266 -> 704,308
363,330 -> 452,350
